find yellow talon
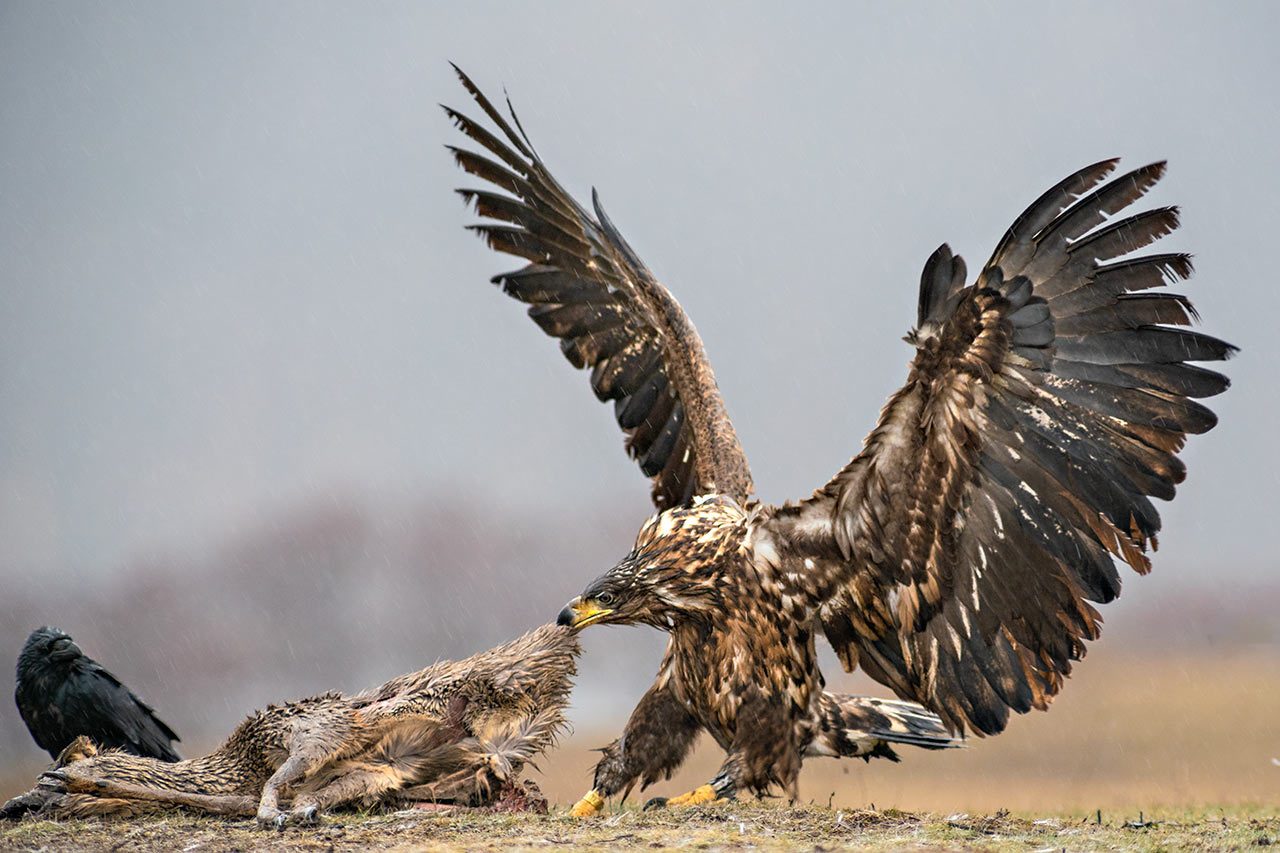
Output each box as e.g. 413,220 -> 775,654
665,784 -> 719,807
569,788 -> 604,817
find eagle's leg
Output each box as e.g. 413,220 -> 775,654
646,687 -> 802,810
642,757 -> 738,810
570,680 -> 700,817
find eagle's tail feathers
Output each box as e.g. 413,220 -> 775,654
809,693 -> 963,763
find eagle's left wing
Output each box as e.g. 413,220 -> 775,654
445,67 -> 752,510
754,160 -> 1234,735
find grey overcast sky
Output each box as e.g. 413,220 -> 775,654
0,2 -> 1275,585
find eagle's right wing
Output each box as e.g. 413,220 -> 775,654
756,160 -> 1234,735
446,67 -> 752,510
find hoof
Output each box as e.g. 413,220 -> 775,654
256,807 -> 286,830
290,804 -> 320,825
643,796 -> 668,811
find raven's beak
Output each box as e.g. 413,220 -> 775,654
557,596 -> 613,628
48,639 -> 81,662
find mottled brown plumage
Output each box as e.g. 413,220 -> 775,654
2,625 -> 578,826
447,68 -> 1233,811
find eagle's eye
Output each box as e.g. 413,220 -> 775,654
597,591 -> 615,605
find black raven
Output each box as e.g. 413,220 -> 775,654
15,626 -> 180,762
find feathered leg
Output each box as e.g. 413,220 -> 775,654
570,679 -> 700,817
646,684 -> 798,809
806,693 -> 962,761
651,692 -> 962,810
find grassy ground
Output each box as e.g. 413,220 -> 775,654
3,803 -> 1278,852
534,649 -> 1280,814
10,648 -> 1276,814
4,648 -> 1276,850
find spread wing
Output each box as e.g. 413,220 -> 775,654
445,66 -> 752,509
757,160 -> 1234,735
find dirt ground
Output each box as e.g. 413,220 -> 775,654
3,803 -> 1278,853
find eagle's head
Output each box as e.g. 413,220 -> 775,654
557,495 -> 747,630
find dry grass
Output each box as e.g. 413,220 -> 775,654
530,647 -> 1280,814
7,648 -> 1275,814
3,803 -> 1277,852
4,646 -> 1277,850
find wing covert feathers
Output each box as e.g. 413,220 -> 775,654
446,66 -> 752,509
759,160 -> 1233,736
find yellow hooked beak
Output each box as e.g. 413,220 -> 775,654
556,596 -> 613,628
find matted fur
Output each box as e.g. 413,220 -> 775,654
2,624 -> 578,826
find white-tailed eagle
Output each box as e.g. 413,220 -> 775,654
445,67 -> 1234,814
